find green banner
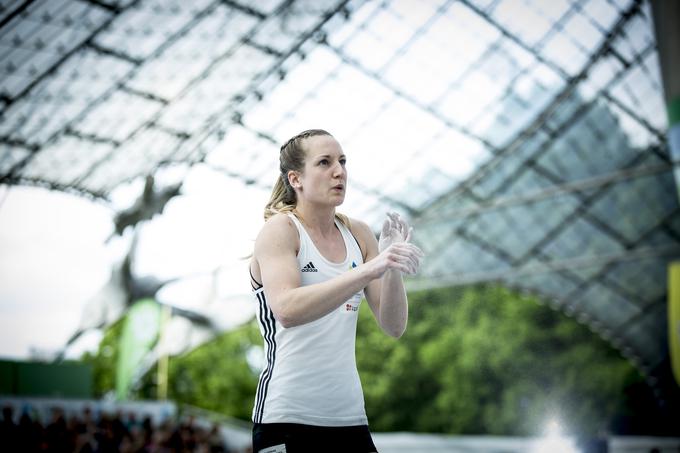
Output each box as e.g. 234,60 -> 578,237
670,263 -> 680,386
115,298 -> 161,400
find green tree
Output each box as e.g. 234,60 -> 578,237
356,284 -> 638,436
165,322 -> 261,420
81,318 -> 124,398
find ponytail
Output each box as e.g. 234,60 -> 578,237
264,174 -> 297,221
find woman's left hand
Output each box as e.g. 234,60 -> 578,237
378,212 -> 413,252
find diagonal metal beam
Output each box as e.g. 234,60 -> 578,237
418,158 -> 673,223
220,0 -> 267,20
87,41 -> 143,65
64,128 -> 121,146
609,295 -> 666,342
79,0 -> 124,14
0,136 -> 39,152
0,174 -> 107,200
0,0 -> 37,31
119,86 -> 169,105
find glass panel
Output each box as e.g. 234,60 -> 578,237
93,0 -> 215,60
0,50 -> 133,144
21,136 -> 113,186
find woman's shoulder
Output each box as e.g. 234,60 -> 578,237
257,212 -> 299,242
345,217 -> 376,256
253,213 -> 300,262
346,216 -> 372,237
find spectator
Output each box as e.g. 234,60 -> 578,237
1,404 -> 236,452
1,406 -> 19,451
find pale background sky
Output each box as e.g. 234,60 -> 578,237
0,184 -> 113,359
0,164 -> 272,360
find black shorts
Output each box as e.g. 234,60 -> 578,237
252,422 -> 378,453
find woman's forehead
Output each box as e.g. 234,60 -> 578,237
304,135 -> 343,156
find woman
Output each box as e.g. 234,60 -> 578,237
249,129 -> 424,452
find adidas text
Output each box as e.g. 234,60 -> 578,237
301,262 -> 318,272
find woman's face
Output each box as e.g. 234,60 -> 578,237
293,135 -> 347,207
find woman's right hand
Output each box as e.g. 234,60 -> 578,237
365,240 -> 424,279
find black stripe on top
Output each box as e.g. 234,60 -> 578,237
253,289 -> 276,423
250,265 -> 263,290
347,227 -> 366,263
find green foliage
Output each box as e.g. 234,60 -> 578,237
356,284 -> 638,436
165,322 -> 261,420
82,284 -> 643,435
83,317 -> 262,419
81,318 -> 124,398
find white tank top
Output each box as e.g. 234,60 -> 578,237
251,213 -> 367,426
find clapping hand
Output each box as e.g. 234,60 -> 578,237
377,212 -> 423,275
379,212 -> 412,252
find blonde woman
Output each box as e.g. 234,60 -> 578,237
249,129 -> 424,452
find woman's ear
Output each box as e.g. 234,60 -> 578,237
288,170 -> 302,190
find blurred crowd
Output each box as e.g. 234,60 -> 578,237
0,405 -> 248,453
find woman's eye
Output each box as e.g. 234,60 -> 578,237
319,159 -> 329,165
340,159 -> 346,166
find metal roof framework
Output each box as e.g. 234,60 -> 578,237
1,0 -> 678,406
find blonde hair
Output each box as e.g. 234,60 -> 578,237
264,129 -> 349,227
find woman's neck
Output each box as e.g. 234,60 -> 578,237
294,203 -> 336,236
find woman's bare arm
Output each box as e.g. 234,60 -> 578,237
255,214 -> 420,328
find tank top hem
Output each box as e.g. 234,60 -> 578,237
258,413 -> 369,427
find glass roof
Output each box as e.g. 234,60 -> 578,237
1,0 -> 678,401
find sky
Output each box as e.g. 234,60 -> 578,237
0,184 -> 112,359
0,165 -> 270,361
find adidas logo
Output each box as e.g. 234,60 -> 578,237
301,262 -> 318,272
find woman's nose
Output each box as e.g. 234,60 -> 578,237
333,161 -> 346,176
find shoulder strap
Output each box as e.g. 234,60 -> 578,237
336,218 -> 365,264
286,212 -> 305,257
287,212 -> 302,230
286,212 -> 306,240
